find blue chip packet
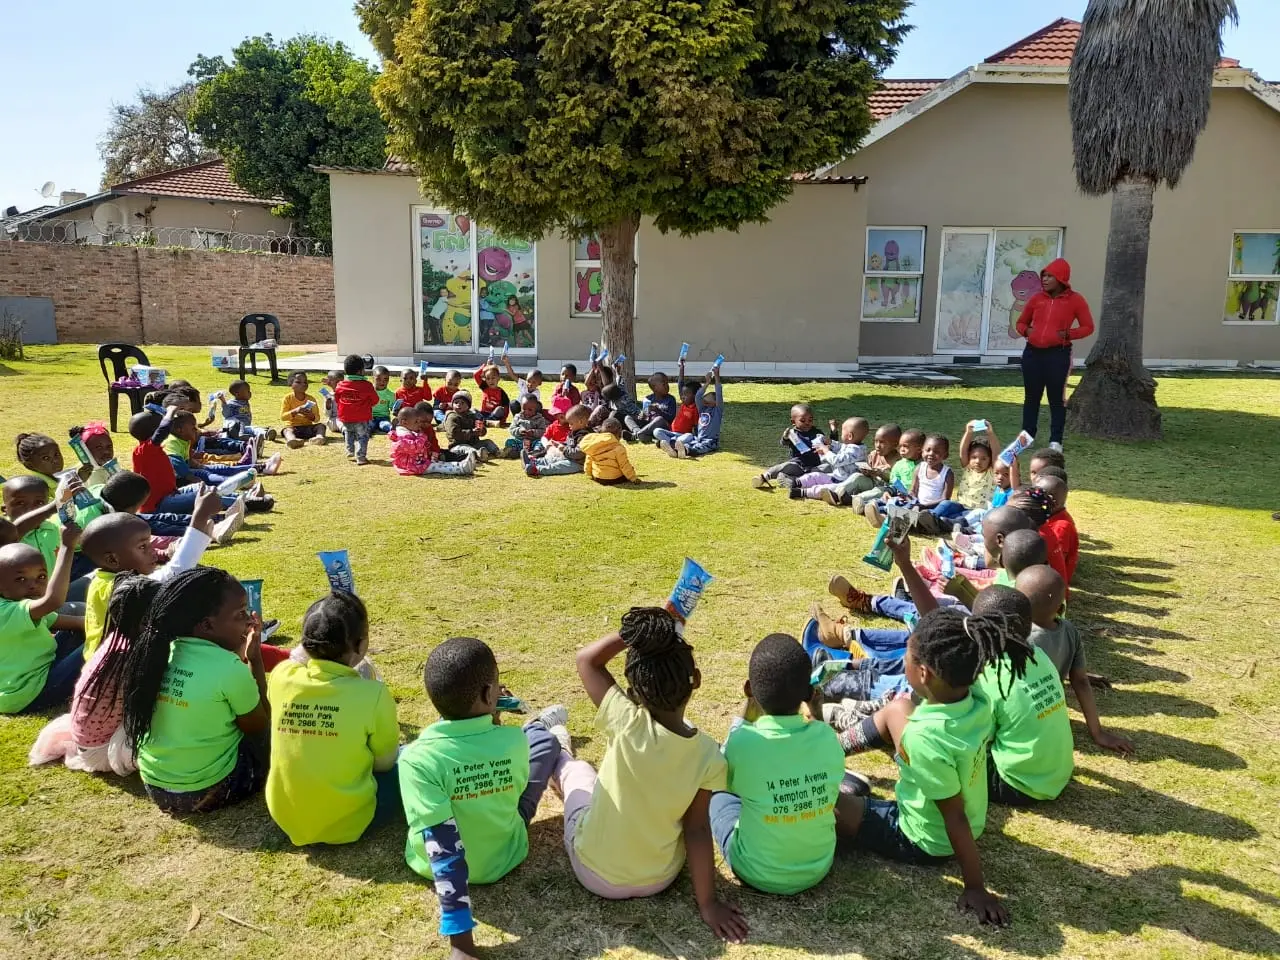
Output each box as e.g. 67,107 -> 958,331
319,549 -> 356,594
663,558 -> 714,630
240,579 -> 263,617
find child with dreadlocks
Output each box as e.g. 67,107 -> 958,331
835,597 -> 1035,926
553,607 -> 748,944
121,568 -> 272,814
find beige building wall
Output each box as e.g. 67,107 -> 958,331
836,82 -> 1280,363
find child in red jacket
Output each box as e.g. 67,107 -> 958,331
1034,473 -> 1078,585
335,354 -> 379,466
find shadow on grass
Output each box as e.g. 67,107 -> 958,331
1068,719 -> 1245,770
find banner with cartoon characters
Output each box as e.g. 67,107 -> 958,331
1224,232 -> 1280,324
413,207 -> 537,353
862,228 -> 925,322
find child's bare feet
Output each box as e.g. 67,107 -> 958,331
828,575 -> 873,614
810,602 -> 850,650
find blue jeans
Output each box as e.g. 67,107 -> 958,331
371,417 -> 393,434
343,421 -> 371,459
533,456 -> 583,476
140,512 -> 193,538
931,500 -> 968,523
201,437 -> 248,456
519,721 -> 563,824
709,792 -> 742,871
653,429 -> 719,456
871,596 -> 965,625
848,798 -> 950,865
21,630 -> 84,713
370,765 -> 405,829
155,487 -> 238,513
821,655 -> 909,701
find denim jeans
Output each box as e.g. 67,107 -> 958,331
709,792 -> 742,870
343,421 -> 371,459
370,765 -> 406,829
931,500 -> 968,523
519,720 -> 563,824
140,512 -> 193,538
821,654 -> 910,701
533,456 -> 583,476
652,429 -> 719,456
870,595 -> 965,625
21,630 -> 84,713
155,487 -> 238,514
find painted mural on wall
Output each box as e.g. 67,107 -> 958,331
987,230 -> 1062,352
862,228 -> 925,321
419,211 -> 473,347
936,231 -> 991,351
574,237 -> 603,317
476,226 -> 536,348
1224,232 -> 1280,323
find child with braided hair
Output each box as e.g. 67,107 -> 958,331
836,602 -> 1036,927
555,607 -> 748,944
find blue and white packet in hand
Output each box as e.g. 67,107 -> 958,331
240,579 -> 263,617
998,430 -> 1034,467
319,549 -> 356,594
615,353 -> 626,364
419,360 -> 430,377
713,354 -> 725,369
679,342 -> 689,361
663,558 -> 713,634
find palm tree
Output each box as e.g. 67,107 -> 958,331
1066,0 -> 1238,440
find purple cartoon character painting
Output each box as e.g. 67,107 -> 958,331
1009,270 -> 1041,339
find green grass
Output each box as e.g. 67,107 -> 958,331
2,346 -> 1280,960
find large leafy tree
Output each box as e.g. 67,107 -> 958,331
359,0 -> 909,383
1067,0 -> 1238,440
99,82 -> 214,187
189,35 -> 388,240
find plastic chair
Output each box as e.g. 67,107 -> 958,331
98,342 -> 151,433
238,314 -> 281,381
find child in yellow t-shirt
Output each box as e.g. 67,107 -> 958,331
280,372 -> 327,448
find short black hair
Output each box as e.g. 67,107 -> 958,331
2,474 -> 47,499
968,438 -> 992,458
602,383 -> 624,403
561,363 -> 578,378
301,591 -> 368,663
424,637 -> 498,719
648,372 -> 668,386
971,585 -> 1033,642
161,392 -> 189,408
343,354 -> 365,375
901,428 -> 925,446
288,371 -> 308,385
1002,528 -> 1047,576
129,411 -> 161,443
228,379 -> 250,397
101,471 -> 150,512
748,633 -> 812,716
80,513 -> 151,566
170,410 -> 196,431
601,417 -> 623,437
1037,464 -> 1069,484
1030,447 -> 1066,470
877,422 -> 903,440
924,433 -> 950,455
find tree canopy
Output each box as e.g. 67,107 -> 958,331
98,83 -> 213,187
188,35 -> 388,240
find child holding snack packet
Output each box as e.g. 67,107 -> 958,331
523,405 -> 591,477
929,421 -> 1000,529
280,372 -> 327,448
654,365 -> 723,459
390,405 -> 476,477
811,423 -> 902,506
370,366 -> 396,434
442,392 -> 501,462
626,372 -> 679,443
751,404 -> 825,488
785,417 -> 869,499
505,397 -> 549,458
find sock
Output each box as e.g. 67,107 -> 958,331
837,715 -> 885,756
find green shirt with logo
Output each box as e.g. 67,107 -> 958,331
976,651 -> 1074,800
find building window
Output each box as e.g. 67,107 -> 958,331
862,227 -> 924,322
572,236 -> 603,317
1224,231 -> 1280,324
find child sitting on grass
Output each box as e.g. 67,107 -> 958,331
0,519 -> 85,714
164,410 -> 281,484
500,355 -> 544,414
626,372 -> 678,443
1034,474 -> 1079,585
398,637 -> 570,960
321,370 -> 343,432
751,403 -> 825,488
555,607 -> 747,943
554,363 -> 583,406
389,405 -> 476,477
1027,447 -> 1066,485
473,362 -> 512,425
912,433 -> 955,511
504,396 -> 548,458
100,471 -> 242,542
785,417 -> 870,499
396,368 -> 430,413
336,354 -> 380,465
267,591 -> 403,846
810,422 -> 898,506
442,392 -> 500,462
654,366 -> 723,459
1016,565 -> 1134,756
523,404 -> 590,477
433,370 -> 464,416
219,380 -> 277,441
930,421 -> 1000,529
280,372 -> 327,448
712,633 -> 845,895
370,366 -> 396,434
579,418 -> 638,485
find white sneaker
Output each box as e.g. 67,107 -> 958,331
674,439 -> 689,459
659,439 -> 677,458
212,497 -> 246,544
261,453 -> 283,475
538,705 -> 573,757
1049,441 -> 1063,453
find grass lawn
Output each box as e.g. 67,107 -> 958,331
2,346 -> 1280,960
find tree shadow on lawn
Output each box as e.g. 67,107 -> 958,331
723,391 -> 1280,511
1051,768 -> 1255,839
1068,719 -> 1245,771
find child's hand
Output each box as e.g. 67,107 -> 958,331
1092,729 -> 1135,756
59,519 -> 82,549
700,899 -> 748,944
888,533 -> 912,565
828,418 -> 838,436
957,888 -> 1008,926
243,613 -> 263,663
192,486 -> 222,527
57,475 -> 85,505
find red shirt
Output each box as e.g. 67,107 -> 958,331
133,440 -> 177,512
543,419 -> 570,445
335,377 -> 379,423
671,402 -> 699,434
396,385 -> 430,409
433,385 -> 457,407
1016,290 -> 1095,348
473,369 -> 510,421
1041,511 -> 1079,585
554,382 -> 582,406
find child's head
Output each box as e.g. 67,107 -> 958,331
343,354 -> 365,376
300,590 -> 369,668
104,574 -> 162,644
922,433 -> 950,466
967,438 -> 993,472
1036,464 -> 1068,484
598,365 -> 617,388
228,379 -> 251,402
1034,475 -> 1068,514
527,369 -> 544,389
401,369 -> 418,390
100,471 -> 151,515
288,371 -> 310,394
2,475 -> 50,520
981,505 -> 1034,569
162,391 -> 198,416
1001,528 -> 1048,578
451,390 -> 473,413
789,404 -> 814,431
15,433 -> 63,477
324,369 -> 343,387
994,460 -> 1012,490
480,363 -> 501,387
560,363 -> 577,383
128,410 -> 161,444
1010,487 -> 1053,529
648,372 -> 670,397
520,396 -> 541,420
746,633 -> 812,716
620,607 -> 699,714
81,513 -> 159,576
565,404 -> 591,431
506,295 -> 519,309
900,428 -> 925,461
397,406 -> 423,432
445,369 -> 463,390
76,423 -> 114,466
169,411 -> 199,444
1028,447 -> 1066,483
842,417 -> 870,445
372,365 -> 391,390
904,606 -> 1032,703
424,636 -> 499,720
873,423 -> 902,458
602,383 -> 624,406
0,543 -> 49,601
1014,565 -> 1066,629
679,380 -> 698,405
600,417 -> 624,439
584,367 -> 603,392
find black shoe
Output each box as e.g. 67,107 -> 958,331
840,771 -> 872,798
788,486 -> 803,500
810,646 -> 834,669
892,576 -> 910,601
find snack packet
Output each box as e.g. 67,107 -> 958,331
664,558 -> 713,633
68,436 -> 92,467
679,342 -> 689,361
240,579 -> 264,617
998,430 -> 1034,467
318,549 -> 356,594
863,504 -> 917,572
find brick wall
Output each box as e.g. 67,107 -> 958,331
0,241 -> 334,345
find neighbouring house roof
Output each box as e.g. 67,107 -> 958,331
0,205 -> 57,231
984,17 -> 1240,69
108,159 -> 283,205
869,80 -> 946,120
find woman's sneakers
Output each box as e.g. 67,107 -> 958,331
828,575 -> 873,614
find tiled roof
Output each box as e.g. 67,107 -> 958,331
0,205 -> 57,231
985,17 -> 1241,69
384,157 -> 414,174
790,173 -> 868,185
108,159 -> 282,205
869,80 -> 945,119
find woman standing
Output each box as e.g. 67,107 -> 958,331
1014,258 -> 1094,451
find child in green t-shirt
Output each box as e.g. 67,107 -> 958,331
838,605 -> 1036,927
370,366 -> 396,434
860,428 -> 924,528
712,634 -> 846,895
397,637 -> 570,960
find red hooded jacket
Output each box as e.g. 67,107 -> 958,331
1015,259 -> 1095,349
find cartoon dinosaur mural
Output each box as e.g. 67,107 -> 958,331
440,272 -> 473,346
1238,280 -> 1274,321
575,267 -> 603,314
883,239 -> 900,272
476,246 -> 512,284
1008,270 -> 1041,338
482,280 -> 519,344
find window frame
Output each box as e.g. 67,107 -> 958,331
861,226 -> 926,324
570,234 -> 639,320
1223,229 -> 1280,326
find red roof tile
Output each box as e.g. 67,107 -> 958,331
985,17 -> 1240,69
869,79 -> 945,120
109,159 -> 282,205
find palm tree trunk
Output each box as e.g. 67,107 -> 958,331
598,215 -> 639,399
1066,175 -> 1163,440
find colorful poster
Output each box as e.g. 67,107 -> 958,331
475,226 -> 536,349
417,210 -> 473,348
862,276 -> 921,320
866,228 -> 924,274
573,236 -> 603,317
1224,281 -> 1279,323
1231,233 -> 1280,277
935,231 -> 991,352
987,229 -> 1062,352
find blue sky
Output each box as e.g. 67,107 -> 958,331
2,0 -> 1276,212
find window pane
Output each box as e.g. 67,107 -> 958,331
936,231 -> 991,352
476,225 -> 536,350
862,276 -> 921,321
573,264 -> 603,316
1231,233 -> 1280,277
866,228 -> 924,273
1225,280 -> 1278,322
418,209 -> 473,348
575,235 -> 600,261
988,229 -> 1062,352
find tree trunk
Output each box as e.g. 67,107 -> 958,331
1066,175 -> 1162,440
598,214 -> 639,399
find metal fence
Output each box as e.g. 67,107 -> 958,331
3,218 -> 328,257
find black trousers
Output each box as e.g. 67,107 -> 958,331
1021,344 -> 1072,444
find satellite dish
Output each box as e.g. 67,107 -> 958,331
92,202 -> 125,237
39,181 -> 56,199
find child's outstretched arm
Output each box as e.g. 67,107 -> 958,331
421,817 -> 481,960
937,793 -> 1008,925
888,535 -> 938,616
713,367 -> 723,406
576,632 -> 625,707
150,404 -> 179,447
1068,668 -> 1135,755
10,501 -> 58,539
943,468 -> 956,500
986,424 -> 1001,461
31,520 -> 81,621
1009,455 -> 1021,491
683,789 -> 748,943
959,422 -> 974,465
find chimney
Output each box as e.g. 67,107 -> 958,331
59,191 -> 87,206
